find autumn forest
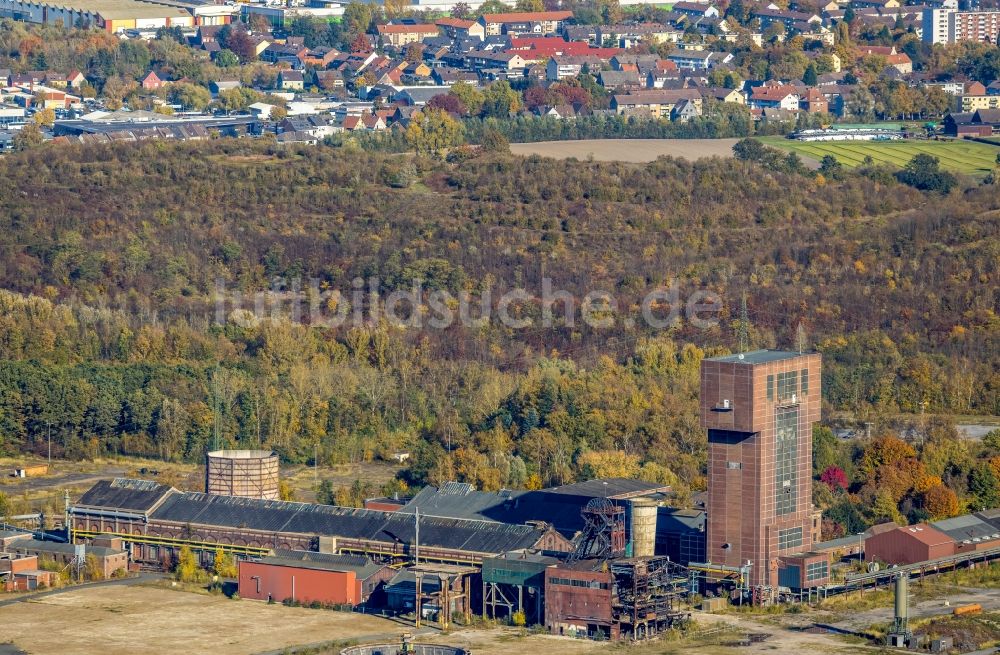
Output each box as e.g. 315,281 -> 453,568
0,139 -> 997,535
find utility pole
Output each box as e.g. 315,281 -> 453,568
314,443 -> 318,482
414,507 -> 420,565
47,423 -> 51,468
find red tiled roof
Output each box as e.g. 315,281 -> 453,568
481,10 -> 573,23
751,85 -> 797,100
435,17 -> 475,28
376,23 -> 439,34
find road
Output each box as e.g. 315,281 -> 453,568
0,572 -> 162,608
0,468 -> 126,494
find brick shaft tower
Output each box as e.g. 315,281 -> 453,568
700,350 -> 821,588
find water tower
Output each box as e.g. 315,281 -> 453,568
205,450 -> 280,500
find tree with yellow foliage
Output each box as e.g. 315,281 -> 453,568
213,547 -> 238,578
33,107 -> 55,126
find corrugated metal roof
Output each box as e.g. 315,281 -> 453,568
259,550 -> 386,578
74,479 -> 548,555
75,478 -> 174,513
932,515 -> 1000,543
398,479 -> 667,537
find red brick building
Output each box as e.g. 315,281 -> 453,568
701,350 -> 822,587
0,553 -> 56,591
865,524 -> 955,565
238,550 -> 393,606
544,561 -> 616,639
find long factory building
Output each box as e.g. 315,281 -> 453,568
0,0 -> 236,32
70,478 -> 574,567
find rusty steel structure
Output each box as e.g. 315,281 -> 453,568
568,497 -> 626,562
610,557 -> 690,640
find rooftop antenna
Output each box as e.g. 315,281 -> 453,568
737,291 -> 749,354
796,321 -> 807,354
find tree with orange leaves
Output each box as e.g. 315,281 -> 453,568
923,484 -> 959,520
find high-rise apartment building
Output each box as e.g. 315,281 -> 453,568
700,350 -> 821,588
922,8 -> 1000,45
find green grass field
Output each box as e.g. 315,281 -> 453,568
758,136 -> 1000,177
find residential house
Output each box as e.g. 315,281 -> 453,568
700,86 -> 746,104
278,70 -> 305,91
851,0 -> 900,10
799,87 -> 829,113
596,23 -> 681,46
376,23 -> 440,47
748,84 -> 800,110
43,72 -> 68,88
671,2 -> 721,18
478,11 -> 574,36
11,72 -> 44,88
278,114 -> 339,138
432,67 -> 479,85
396,86 -> 453,106
403,61 -> 432,78
546,55 -> 606,80
667,51 -> 733,71
195,25 -> 223,45
540,103 -> 579,119
672,97 -> 702,121
140,71 -> 163,90
597,70 -> 643,90
465,52 -> 527,73
304,47 -> 339,68
611,90 -> 704,118
956,81 -> 999,112
752,8 -> 822,29
856,45 -> 913,74
314,70 -> 345,92
261,42 -> 309,66
341,114 -> 386,131
563,24 -> 599,42
435,17 -> 485,39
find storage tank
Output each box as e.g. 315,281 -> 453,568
630,499 -> 658,558
205,450 -> 280,500
894,573 -> 908,627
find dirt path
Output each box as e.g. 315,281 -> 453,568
509,138 -> 741,162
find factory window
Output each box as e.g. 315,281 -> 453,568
767,375 -> 774,400
805,561 -> 828,582
549,577 -> 609,590
775,406 -> 798,516
776,371 -> 798,401
727,461 -> 742,470
800,369 -> 808,396
778,527 -> 803,550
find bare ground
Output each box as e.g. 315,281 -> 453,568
509,139 -> 740,163
0,585 -> 405,655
